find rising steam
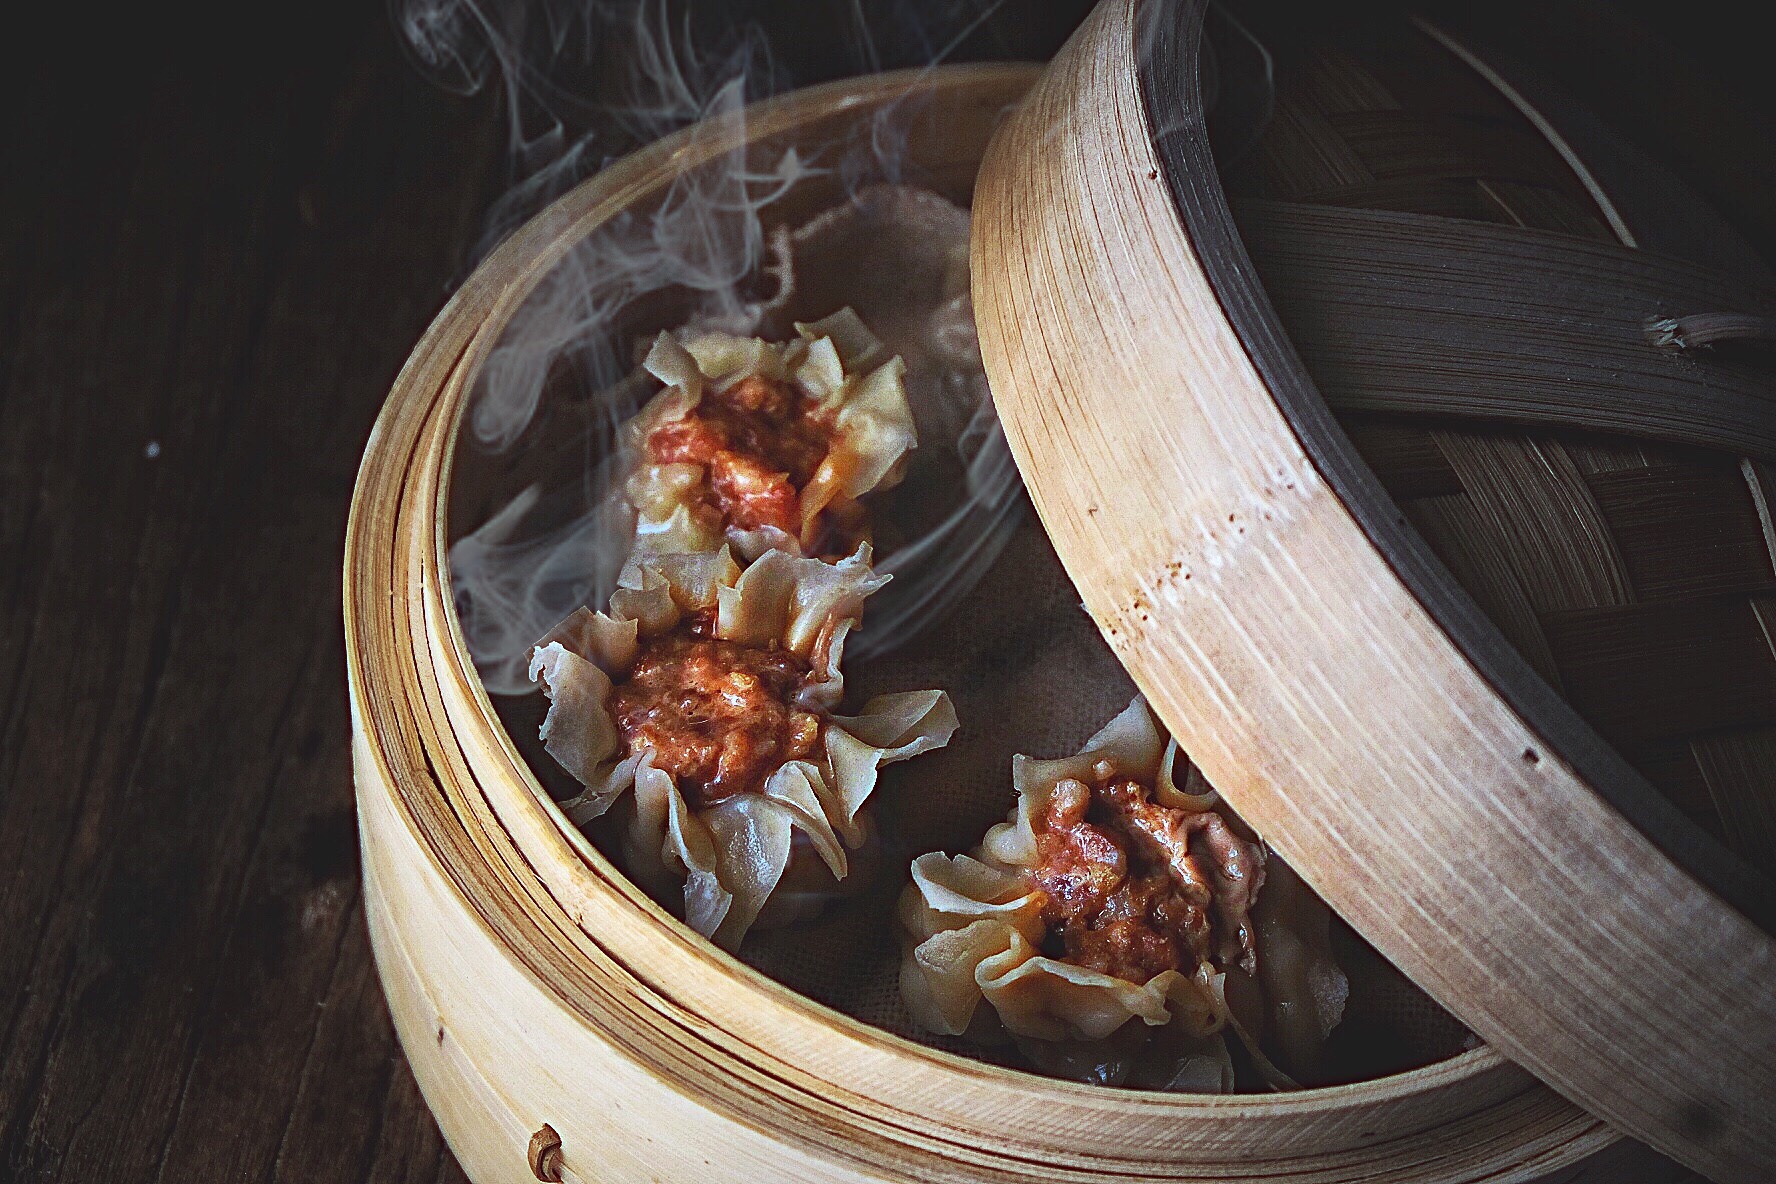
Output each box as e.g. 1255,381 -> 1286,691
397,0 -> 1021,694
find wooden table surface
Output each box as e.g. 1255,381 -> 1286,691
0,2 -> 1770,1182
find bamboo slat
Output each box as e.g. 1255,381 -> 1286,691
1692,729 -> 1776,866
1585,463 -> 1776,602
1402,495 -> 1566,691
1429,433 -> 1632,613
1235,201 -> 1776,460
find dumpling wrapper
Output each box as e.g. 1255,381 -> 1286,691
898,699 -> 1226,1047
530,543 -> 957,950
618,308 -> 919,564
898,696 -> 1344,1090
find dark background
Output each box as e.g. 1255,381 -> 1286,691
1,2 -> 1771,1181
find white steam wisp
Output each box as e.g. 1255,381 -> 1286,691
400,0 -> 1022,694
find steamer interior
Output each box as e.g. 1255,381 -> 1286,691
432,10 -> 1639,1093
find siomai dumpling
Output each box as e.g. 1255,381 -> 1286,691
898,697 -> 1345,1091
621,309 -> 918,566
530,544 -> 955,950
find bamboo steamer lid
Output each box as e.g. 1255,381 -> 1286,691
969,1 -> 1776,1181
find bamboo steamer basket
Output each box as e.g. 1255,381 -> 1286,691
342,8 -> 1767,1183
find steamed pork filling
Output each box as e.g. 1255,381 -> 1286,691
1028,764 -> 1265,985
607,621 -> 822,809
648,373 -> 864,552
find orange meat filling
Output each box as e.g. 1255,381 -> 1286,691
608,622 -> 822,809
648,374 -> 863,550
1027,769 -> 1265,985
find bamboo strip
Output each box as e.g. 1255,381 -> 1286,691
1235,200 -> 1776,460
1584,463 -> 1776,603
1294,46 -> 1401,116
1538,598 -> 1776,748
1345,421 -> 1463,500
1402,495 -> 1566,691
1743,461 -> 1776,573
1475,178 -> 1619,241
1248,96 -> 1375,198
1429,433 -> 1632,613
1564,439 -> 1653,475
1691,729 -> 1776,867
1412,19 -> 1638,247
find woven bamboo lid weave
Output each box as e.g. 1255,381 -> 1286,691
969,2 -> 1776,1180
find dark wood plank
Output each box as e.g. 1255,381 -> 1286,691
0,6 -> 498,1183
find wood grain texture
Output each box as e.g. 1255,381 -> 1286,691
0,5 -> 496,1182
341,58 -> 1690,1184
969,0 -> 1771,1180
